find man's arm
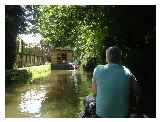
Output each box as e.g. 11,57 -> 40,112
92,66 -> 98,96
129,75 -> 142,115
92,79 -> 97,96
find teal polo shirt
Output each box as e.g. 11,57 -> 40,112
92,64 -> 132,118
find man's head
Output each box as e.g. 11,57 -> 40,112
106,46 -> 122,64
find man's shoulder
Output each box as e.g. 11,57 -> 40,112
95,65 -> 106,70
122,66 -> 137,81
96,64 -> 105,68
93,65 -> 105,74
122,65 -> 131,75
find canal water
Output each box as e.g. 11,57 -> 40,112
5,70 -> 93,118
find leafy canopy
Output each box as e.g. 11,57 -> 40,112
34,5 -> 108,64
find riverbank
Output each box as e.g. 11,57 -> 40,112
6,64 -> 51,85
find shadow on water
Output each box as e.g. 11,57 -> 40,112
5,70 -> 92,118
5,69 -> 32,87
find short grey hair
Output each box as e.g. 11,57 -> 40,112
106,46 -> 121,63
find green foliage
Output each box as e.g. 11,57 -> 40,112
6,64 -> 51,85
5,69 -> 32,85
34,5 -> 108,66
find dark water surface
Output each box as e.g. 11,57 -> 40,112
5,70 -> 92,118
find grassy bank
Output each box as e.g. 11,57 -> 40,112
21,64 -> 51,79
6,64 -> 51,85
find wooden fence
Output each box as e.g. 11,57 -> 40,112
15,40 -> 51,68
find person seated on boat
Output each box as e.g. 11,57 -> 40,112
92,46 -> 141,118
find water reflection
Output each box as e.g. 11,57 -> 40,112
40,70 -> 81,117
5,70 -> 92,118
19,88 -> 47,114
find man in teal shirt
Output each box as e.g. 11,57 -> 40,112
92,46 -> 140,118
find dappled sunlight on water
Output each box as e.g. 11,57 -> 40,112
5,70 -> 92,118
19,88 -> 47,114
